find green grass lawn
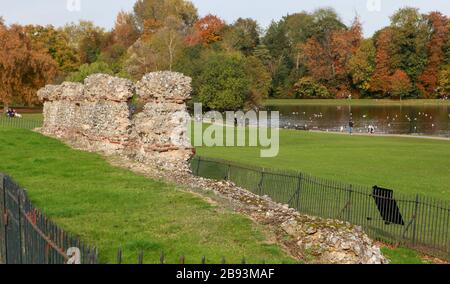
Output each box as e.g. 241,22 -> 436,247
264,99 -> 450,107
194,126 -> 450,200
380,247 -> 431,264
0,128 -> 294,264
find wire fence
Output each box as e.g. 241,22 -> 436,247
190,156 -> 450,259
0,116 -> 43,129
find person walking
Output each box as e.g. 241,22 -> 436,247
348,120 -> 354,135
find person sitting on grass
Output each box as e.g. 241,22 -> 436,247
5,108 -> 21,118
6,108 -> 14,118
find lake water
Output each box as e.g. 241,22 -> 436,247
264,104 -> 450,137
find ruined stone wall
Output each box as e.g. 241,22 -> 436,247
37,72 -> 194,170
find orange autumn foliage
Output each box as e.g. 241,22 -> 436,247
186,14 -> 225,45
301,18 -> 362,95
0,23 -> 57,107
390,69 -> 412,98
418,12 -> 449,98
370,28 -> 394,96
114,11 -> 139,47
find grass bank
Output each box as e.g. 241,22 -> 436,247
264,99 -> 450,107
194,126 -> 450,200
0,128 -> 293,264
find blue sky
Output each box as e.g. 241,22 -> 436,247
1,0 -> 449,37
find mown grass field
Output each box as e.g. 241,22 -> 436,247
194,125 -> 450,200
264,99 -> 450,107
0,117 -> 446,263
0,128 -> 294,264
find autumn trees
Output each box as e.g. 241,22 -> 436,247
367,9 -> 448,99
0,23 -> 57,109
418,12 -> 449,97
1,2 -> 449,110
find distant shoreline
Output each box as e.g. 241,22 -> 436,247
307,129 -> 450,141
264,99 -> 450,107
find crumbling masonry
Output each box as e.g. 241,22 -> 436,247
37,72 -> 194,170
37,71 -> 388,264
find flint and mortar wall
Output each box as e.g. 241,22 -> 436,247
37,72 -> 194,170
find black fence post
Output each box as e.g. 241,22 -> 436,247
257,170 -> 265,195
295,174 -> 303,211
412,194 -> 419,245
346,185 -> 353,222
117,247 -> 122,264
195,157 -> 201,176
138,249 -> 144,264
160,251 -> 165,264
446,202 -> 449,253
16,184 -> 23,264
0,174 -> 6,264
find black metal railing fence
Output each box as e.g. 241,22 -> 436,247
0,116 -> 43,129
0,174 -> 97,264
190,156 -> 449,258
0,174 -> 288,264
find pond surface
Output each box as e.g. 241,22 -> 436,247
264,104 -> 450,137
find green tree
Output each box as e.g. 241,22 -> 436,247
24,25 -> 80,73
243,56 -> 271,106
309,8 -> 346,44
284,12 -> 315,44
223,18 -> 260,55
78,29 -> 107,64
133,0 -> 198,32
197,53 -> 250,110
262,20 -> 294,98
61,21 -> 108,64
347,39 -> 376,95
62,21 -> 105,49
389,8 -> 430,86
124,16 -> 186,79
97,43 -> 128,74
65,62 -> 114,83
294,77 -> 331,99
